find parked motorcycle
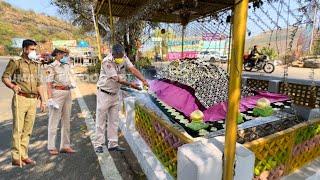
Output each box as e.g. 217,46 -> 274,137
243,55 -> 275,73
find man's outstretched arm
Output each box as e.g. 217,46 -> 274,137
128,67 -> 148,87
111,76 -> 141,90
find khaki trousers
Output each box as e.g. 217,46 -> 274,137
48,89 -> 72,150
94,89 -> 119,147
11,95 -> 37,160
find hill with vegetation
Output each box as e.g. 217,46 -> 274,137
0,1 -> 93,55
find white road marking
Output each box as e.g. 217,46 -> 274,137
0,121 -> 12,128
71,71 -> 122,180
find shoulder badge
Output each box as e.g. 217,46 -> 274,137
11,56 -> 22,61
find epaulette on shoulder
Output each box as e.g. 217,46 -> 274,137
11,56 -> 22,61
48,61 -> 58,68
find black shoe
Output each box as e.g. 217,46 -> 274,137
95,146 -> 103,153
108,146 -> 126,152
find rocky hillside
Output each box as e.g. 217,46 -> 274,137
0,1 -> 93,55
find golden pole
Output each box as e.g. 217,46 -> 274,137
108,0 -> 115,45
91,5 -> 102,61
223,0 -> 249,180
227,19 -> 233,73
181,25 -> 185,60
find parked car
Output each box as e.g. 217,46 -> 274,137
219,55 -> 228,63
198,51 -> 220,62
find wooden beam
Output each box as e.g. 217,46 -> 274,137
96,0 -> 238,23
197,0 -> 234,6
95,0 -> 106,15
99,3 -> 139,17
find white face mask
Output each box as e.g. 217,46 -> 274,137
27,50 -> 37,60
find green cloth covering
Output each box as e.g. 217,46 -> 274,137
253,106 -> 274,117
186,121 -> 209,131
237,114 -> 244,124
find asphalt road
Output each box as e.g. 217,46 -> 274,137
215,62 -> 320,81
0,57 -> 14,121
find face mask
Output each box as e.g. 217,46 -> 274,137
60,56 -> 69,64
114,58 -> 124,64
27,50 -> 37,60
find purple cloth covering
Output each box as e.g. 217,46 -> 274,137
149,80 -> 289,122
203,91 -> 289,122
149,80 -> 199,116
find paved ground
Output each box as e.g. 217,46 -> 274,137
75,81 -> 146,180
0,57 -> 14,120
240,65 -> 320,81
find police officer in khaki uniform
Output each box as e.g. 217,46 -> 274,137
95,44 -> 148,153
46,48 -> 75,155
2,39 -> 46,166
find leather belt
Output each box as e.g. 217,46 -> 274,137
97,88 -> 117,96
54,85 -> 70,90
18,92 -> 39,99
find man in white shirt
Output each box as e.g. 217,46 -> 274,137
95,44 -> 148,152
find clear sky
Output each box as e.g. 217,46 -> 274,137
4,0 -> 64,19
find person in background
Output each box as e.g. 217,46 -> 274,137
2,39 -> 46,166
94,44 -> 148,153
249,45 -> 263,66
46,48 -> 75,155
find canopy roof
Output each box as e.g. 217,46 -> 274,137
95,0 -> 240,24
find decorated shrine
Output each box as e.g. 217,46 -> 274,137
93,0 -> 320,179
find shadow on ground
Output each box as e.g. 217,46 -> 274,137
0,99 -> 104,180
81,93 -> 146,180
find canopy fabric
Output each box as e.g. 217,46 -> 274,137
95,0 -> 236,23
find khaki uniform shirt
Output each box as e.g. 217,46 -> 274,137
2,56 -> 42,94
46,60 -> 72,87
97,55 -> 133,94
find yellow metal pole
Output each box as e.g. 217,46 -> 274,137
223,0 -> 249,180
181,25 -> 185,60
108,0 -> 115,45
91,5 -> 102,61
227,20 -> 233,74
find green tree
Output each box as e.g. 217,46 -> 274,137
52,0 -> 146,61
314,40 -> 320,55
261,46 -> 277,60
